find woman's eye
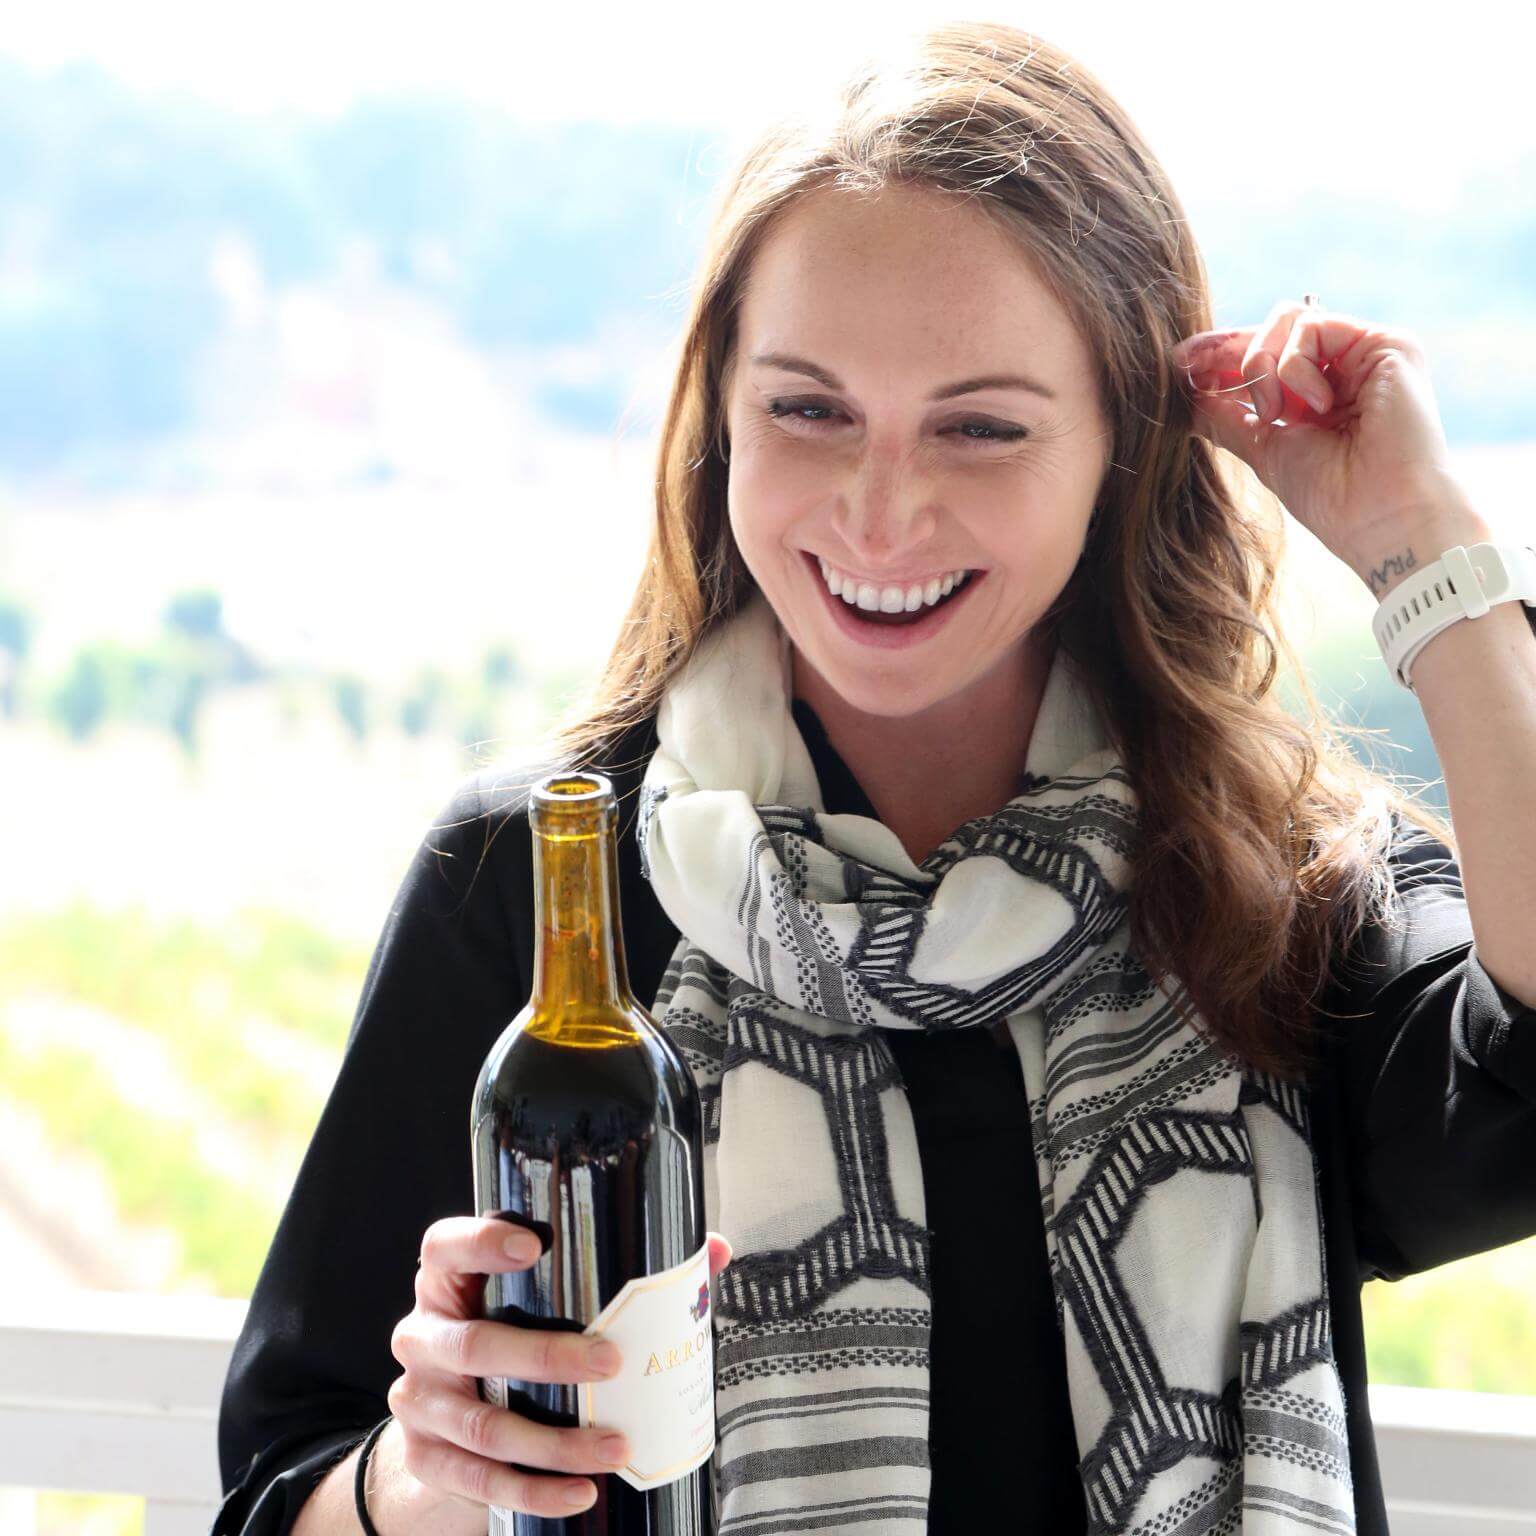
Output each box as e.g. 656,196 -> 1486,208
763,400 -> 1026,444
950,420 -> 1028,443
765,400 -> 840,427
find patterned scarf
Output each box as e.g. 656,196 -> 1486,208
633,588 -> 1355,1535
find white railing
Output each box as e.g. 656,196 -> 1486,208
0,1290 -> 1533,1533
0,1289 -> 248,1536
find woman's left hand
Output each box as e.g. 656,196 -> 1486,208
1170,299 -> 1484,581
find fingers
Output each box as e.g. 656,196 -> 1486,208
415,1215 -> 547,1320
421,1217 -> 724,1290
397,1425 -> 606,1518
389,1216 -> 728,1520
1175,341 -> 1272,431
1275,314 -> 1334,418
393,1310 -> 625,1385
388,1376 -> 631,1480
422,1215 -> 546,1279
1248,297 -> 1340,422
707,1230 -> 734,1277
398,1214 -> 625,1387
1175,301 -> 1373,427
1241,297 -> 1308,422
1169,328 -> 1242,392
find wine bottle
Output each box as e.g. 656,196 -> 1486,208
471,770 -> 716,1535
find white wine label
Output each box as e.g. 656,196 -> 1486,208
577,1233 -> 717,1492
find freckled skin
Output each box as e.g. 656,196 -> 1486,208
721,180 -> 1113,862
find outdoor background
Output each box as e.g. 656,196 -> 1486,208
2,2 -> 1534,1531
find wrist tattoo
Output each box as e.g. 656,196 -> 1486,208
1364,545 -> 1418,598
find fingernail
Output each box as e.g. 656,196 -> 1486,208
598,1433 -> 629,1465
587,1339 -> 622,1376
504,1230 -> 541,1262
564,1480 -> 597,1508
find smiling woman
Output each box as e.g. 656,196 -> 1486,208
718,177 -> 1110,843
538,26 -> 1461,1090
498,23 -> 1484,1531
210,18 -> 1535,1536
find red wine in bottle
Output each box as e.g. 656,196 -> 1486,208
471,770 -> 716,1535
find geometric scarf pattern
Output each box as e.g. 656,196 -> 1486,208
633,589 -> 1356,1534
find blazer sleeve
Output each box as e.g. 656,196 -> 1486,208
212,769 -> 529,1535
1322,811 -> 1536,1283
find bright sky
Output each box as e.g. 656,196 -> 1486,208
2,0 -> 1530,215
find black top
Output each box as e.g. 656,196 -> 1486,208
213,704 -> 1536,1536
791,696 -> 1087,1529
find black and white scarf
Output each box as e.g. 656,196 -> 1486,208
634,588 -> 1355,1535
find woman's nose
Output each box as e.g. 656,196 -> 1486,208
832,475 -> 939,568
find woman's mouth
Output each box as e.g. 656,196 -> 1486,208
800,550 -> 985,651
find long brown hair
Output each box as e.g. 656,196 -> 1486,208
494,21 -> 1456,1082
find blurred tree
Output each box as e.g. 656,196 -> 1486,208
117,641 -> 206,757
482,642 -> 521,691
0,595 -> 33,656
47,646 -> 113,741
0,594 -> 33,719
399,665 -> 448,738
333,673 -> 370,744
131,648 -> 180,727
169,669 -> 208,756
163,588 -> 225,642
149,588 -> 243,755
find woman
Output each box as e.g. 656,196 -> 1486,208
215,21 -> 1536,1536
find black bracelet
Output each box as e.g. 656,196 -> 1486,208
354,1415 -> 394,1536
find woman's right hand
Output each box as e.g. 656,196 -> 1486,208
387,1217 -> 734,1520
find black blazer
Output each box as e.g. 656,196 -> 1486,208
212,707 -> 1536,1536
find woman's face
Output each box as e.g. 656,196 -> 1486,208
723,181 -> 1112,720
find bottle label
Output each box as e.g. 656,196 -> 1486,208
579,1233 -> 716,1491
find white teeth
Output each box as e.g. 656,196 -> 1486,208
815,555 -> 971,613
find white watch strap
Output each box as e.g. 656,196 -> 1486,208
1371,540 -> 1536,692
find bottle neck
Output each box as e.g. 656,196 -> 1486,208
529,810 -> 633,1022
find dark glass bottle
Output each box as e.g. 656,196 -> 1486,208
471,771 -> 715,1535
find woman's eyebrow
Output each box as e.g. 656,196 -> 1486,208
749,350 -> 1057,402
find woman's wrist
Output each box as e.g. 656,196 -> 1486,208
364,1416 -> 488,1536
355,1418 -> 392,1535
293,1417 -> 485,1536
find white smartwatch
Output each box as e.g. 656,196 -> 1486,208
1371,539 -> 1536,692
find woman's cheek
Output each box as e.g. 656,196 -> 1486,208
733,439 -> 828,520
728,460 -> 798,563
